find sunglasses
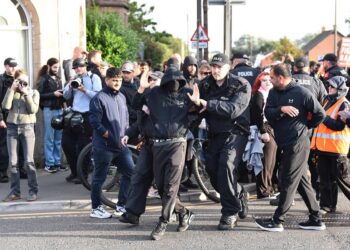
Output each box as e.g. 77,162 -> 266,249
200,71 -> 211,76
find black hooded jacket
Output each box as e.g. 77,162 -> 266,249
265,80 -> 326,149
132,66 -> 193,139
182,56 -> 199,89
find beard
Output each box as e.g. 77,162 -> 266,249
49,69 -> 58,76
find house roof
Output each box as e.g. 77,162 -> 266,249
302,30 -> 344,53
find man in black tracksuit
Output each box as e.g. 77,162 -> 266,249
255,63 -> 326,232
188,53 -> 251,230
132,66 -> 194,240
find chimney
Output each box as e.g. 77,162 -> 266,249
321,26 -> 326,33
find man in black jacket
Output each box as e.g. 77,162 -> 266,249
132,65 -> 194,241
188,53 -> 251,230
89,67 -> 134,219
0,58 -> 17,182
255,63 -> 326,232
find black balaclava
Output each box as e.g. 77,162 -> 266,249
167,80 -> 180,92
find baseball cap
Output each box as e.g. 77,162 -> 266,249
320,53 -> 337,62
4,57 -> 18,67
72,58 -> 87,69
294,57 -> 309,68
211,53 -> 229,66
230,52 -> 249,61
121,62 -> 134,73
326,76 -> 348,90
149,71 -> 164,80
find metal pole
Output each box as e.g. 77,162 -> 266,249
334,0 -> 337,54
224,0 -> 230,57
203,0 -> 208,61
197,0 -> 202,61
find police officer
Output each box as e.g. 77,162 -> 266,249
255,63 -> 326,232
230,52 -> 260,86
132,65 -> 195,240
188,53 -> 251,230
293,57 -> 327,103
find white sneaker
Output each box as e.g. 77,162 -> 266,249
114,205 -> 126,217
90,205 -> 112,219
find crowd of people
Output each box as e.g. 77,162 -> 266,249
0,46 -> 350,240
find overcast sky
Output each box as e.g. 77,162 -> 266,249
134,0 -> 350,52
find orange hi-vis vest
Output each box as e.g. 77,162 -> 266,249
311,96 -> 350,155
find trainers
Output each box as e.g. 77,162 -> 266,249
45,165 -> 57,173
217,215 -> 237,230
238,189 -> 249,219
90,205 -> 112,219
147,187 -> 161,199
0,172 -> 9,183
119,212 -> 140,225
255,218 -> 284,232
298,219 -> 326,231
3,193 -> 21,202
55,164 -> 68,171
27,193 -> 38,202
177,210 -> 195,232
114,205 -> 126,217
182,179 -> 199,189
65,174 -> 76,183
150,221 -> 167,241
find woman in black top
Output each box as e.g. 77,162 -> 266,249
250,72 -> 278,198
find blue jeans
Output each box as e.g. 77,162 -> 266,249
7,123 -> 38,196
43,107 -> 63,166
91,146 -> 134,209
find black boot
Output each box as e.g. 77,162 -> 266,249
150,220 -> 167,240
177,209 -> 195,232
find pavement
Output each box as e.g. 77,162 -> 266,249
0,169 -> 256,213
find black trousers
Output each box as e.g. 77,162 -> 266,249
125,143 -> 154,216
318,154 -> 350,210
273,136 -> 320,223
152,139 -> 187,222
205,132 -> 247,216
0,127 -> 8,172
61,114 -> 91,177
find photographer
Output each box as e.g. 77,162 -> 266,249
37,58 -> 64,173
62,58 -> 102,184
2,69 -> 40,202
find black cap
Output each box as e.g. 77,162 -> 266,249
4,57 -> 18,67
231,52 -> 249,61
211,53 -> 229,66
294,57 -> 309,68
320,53 -> 337,62
72,58 -> 87,69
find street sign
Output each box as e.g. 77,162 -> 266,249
208,0 -> 245,5
191,42 -> 208,49
190,24 -> 210,42
338,38 -> 350,67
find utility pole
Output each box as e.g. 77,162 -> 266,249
334,0 -> 338,54
197,0 -> 203,61
223,0 -> 231,57
203,0 -> 209,61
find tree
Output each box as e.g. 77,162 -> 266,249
86,7 -> 140,67
273,37 -> 303,60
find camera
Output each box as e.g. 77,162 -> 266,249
17,79 -> 28,87
71,77 -> 83,88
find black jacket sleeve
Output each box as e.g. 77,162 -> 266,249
264,90 -> 284,125
250,91 -> 266,133
131,92 -> 146,111
323,102 -> 348,131
305,92 -> 326,129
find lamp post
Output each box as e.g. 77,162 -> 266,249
334,0 -> 337,54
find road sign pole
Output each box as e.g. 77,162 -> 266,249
197,0 -> 202,62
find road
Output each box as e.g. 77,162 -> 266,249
1,193 -> 350,250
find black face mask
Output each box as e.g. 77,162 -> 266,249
167,80 -> 180,92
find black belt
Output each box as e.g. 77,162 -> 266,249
150,137 -> 186,143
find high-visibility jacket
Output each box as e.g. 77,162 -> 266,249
311,96 -> 350,155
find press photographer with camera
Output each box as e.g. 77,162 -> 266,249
2,69 -> 40,202
62,58 -> 102,184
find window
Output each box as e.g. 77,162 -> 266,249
0,0 -> 32,85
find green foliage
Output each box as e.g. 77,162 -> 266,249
86,7 -> 140,67
273,37 -> 303,60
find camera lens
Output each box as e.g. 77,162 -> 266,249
71,78 -> 81,88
